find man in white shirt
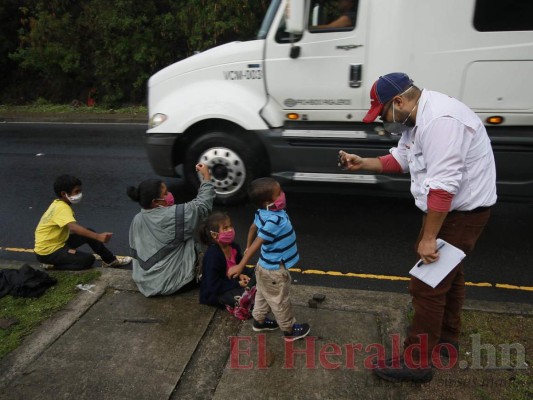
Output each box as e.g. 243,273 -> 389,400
339,72 -> 496,382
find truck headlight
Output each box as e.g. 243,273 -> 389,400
149,113 -> 168,129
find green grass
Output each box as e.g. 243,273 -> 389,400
461,311 -> 533,400
0,269 -> 101,359
461,310 -> 532,368
507,373 -> 533,400
0,102 -> 147,115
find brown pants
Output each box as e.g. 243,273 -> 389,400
404,208 -> 491,360
252,264 -> 296,332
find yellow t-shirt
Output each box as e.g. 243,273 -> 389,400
34,199 -> 76,255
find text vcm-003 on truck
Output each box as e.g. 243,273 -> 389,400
146,0 -> 533,204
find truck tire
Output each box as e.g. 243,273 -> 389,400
184,132 -> 263,205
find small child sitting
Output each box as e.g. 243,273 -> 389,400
198,211 -> 255,308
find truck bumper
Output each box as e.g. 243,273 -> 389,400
145,133 -> 181,177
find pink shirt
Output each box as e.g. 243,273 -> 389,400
225,247 -> 237,271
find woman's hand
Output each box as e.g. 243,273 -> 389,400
196,163 -> 211,182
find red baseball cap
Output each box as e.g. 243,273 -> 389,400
363,73 -> 414,123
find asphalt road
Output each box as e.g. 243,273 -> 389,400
0,122 -> 531,303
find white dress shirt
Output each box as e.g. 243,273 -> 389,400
390,89 -> 497,212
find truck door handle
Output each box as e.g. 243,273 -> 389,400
350,64 -> 362,88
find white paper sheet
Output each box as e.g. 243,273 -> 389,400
409,239 -> 466,288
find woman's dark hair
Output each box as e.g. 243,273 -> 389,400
126,179 -> 163,209
248,177 -> 279,208
54,175 -> 82,197
197,212 -> 230,245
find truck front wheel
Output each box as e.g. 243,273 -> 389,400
184,132 -> 262,205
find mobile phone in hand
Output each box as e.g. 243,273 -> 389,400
337,153 -> 347,170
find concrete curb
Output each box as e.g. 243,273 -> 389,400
0,266 -> 128,389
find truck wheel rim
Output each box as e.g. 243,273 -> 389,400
197,147 -> 246,197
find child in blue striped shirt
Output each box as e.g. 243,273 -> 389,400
228,178 -> 310,342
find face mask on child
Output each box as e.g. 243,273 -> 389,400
163,192 -> 175,206
267,191 -> 286,211
214,229 -> 235,245
66,192 -> 83,204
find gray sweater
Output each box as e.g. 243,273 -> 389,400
129,181 -> 215,297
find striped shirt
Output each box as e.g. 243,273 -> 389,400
254,209 -> 299,270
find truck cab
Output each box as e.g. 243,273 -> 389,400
146,0 -> 533,203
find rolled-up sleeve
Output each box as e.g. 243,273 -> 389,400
378,154 -> 404,174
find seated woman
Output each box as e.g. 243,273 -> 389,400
126,164 -> 214,297
198,211 -> 255,307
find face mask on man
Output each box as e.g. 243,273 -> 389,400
383,97 -> 419,135
66,192 -> 83,204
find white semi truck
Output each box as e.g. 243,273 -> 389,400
146,0 -> 533,204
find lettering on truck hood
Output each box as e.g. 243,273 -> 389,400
149,40 -> 264,87
223,64 -> 263,80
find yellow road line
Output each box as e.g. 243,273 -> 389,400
2,247 -> 531,292
496,283 -> 533,292
1,247 -> 35,253
283,267 -> 531,292
294,268 -> 410,281
465,281 -> 492,287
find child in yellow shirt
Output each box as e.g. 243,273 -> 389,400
34,175 -> 131,270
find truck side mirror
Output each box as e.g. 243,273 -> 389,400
285,0 -> 306,34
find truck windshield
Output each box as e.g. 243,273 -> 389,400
257,0 -> 282,39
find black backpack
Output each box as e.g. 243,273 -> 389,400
0,264 -> 57,298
